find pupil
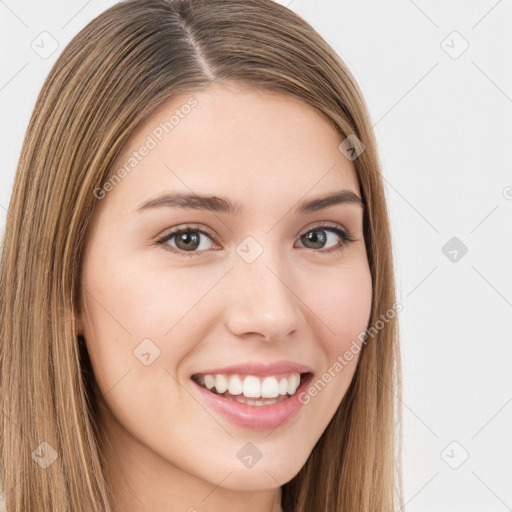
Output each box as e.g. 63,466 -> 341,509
305,229 -> 326,249
177,231 -> 199,250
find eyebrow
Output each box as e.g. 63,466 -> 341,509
134,189 -> 365,216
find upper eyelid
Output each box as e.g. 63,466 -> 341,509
158,224 -> 217,242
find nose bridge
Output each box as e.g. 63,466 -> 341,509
225,236 -> 300,341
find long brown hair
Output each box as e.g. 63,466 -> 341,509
0,1 -> 402,510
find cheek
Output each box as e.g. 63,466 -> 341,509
307,259 -> 373,358
79,252 -> 206,434
81,246 -> 206,340
80,249 -> 224,389
288,259 -> 372,448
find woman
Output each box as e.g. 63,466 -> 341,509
0,0 -> 402,510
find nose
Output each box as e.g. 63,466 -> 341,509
223,246 -> 301,343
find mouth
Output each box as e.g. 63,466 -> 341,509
189,361 -> 314,429
191,372 -> 313,406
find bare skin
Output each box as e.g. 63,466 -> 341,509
78,82 -> 372,512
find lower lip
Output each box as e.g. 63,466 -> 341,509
191,373 -> 313,430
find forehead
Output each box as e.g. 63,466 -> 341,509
102,83 -> 360,215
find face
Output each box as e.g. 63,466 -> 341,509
78,82 -> 372,506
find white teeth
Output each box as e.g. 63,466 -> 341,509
232,395 -> 288,406
278,378 -> 288,395
204,375 -> 216,390
196,372 -> 304,399
243,376 -> 261,398
228,375 -> 243,395
287,373 -> 300,395
214,374 -> 229,394
261,376 -> 279,398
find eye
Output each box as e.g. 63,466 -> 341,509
156,224 -> 218,257
295,222 -> 356,254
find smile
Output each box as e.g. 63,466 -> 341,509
192,372 -> 303,401
191,372 -> 314,430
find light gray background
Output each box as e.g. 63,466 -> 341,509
1,1 -> 511,510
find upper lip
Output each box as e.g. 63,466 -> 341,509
192,360 -> 314,377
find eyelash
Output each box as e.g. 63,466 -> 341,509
155,222 -> 357,258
